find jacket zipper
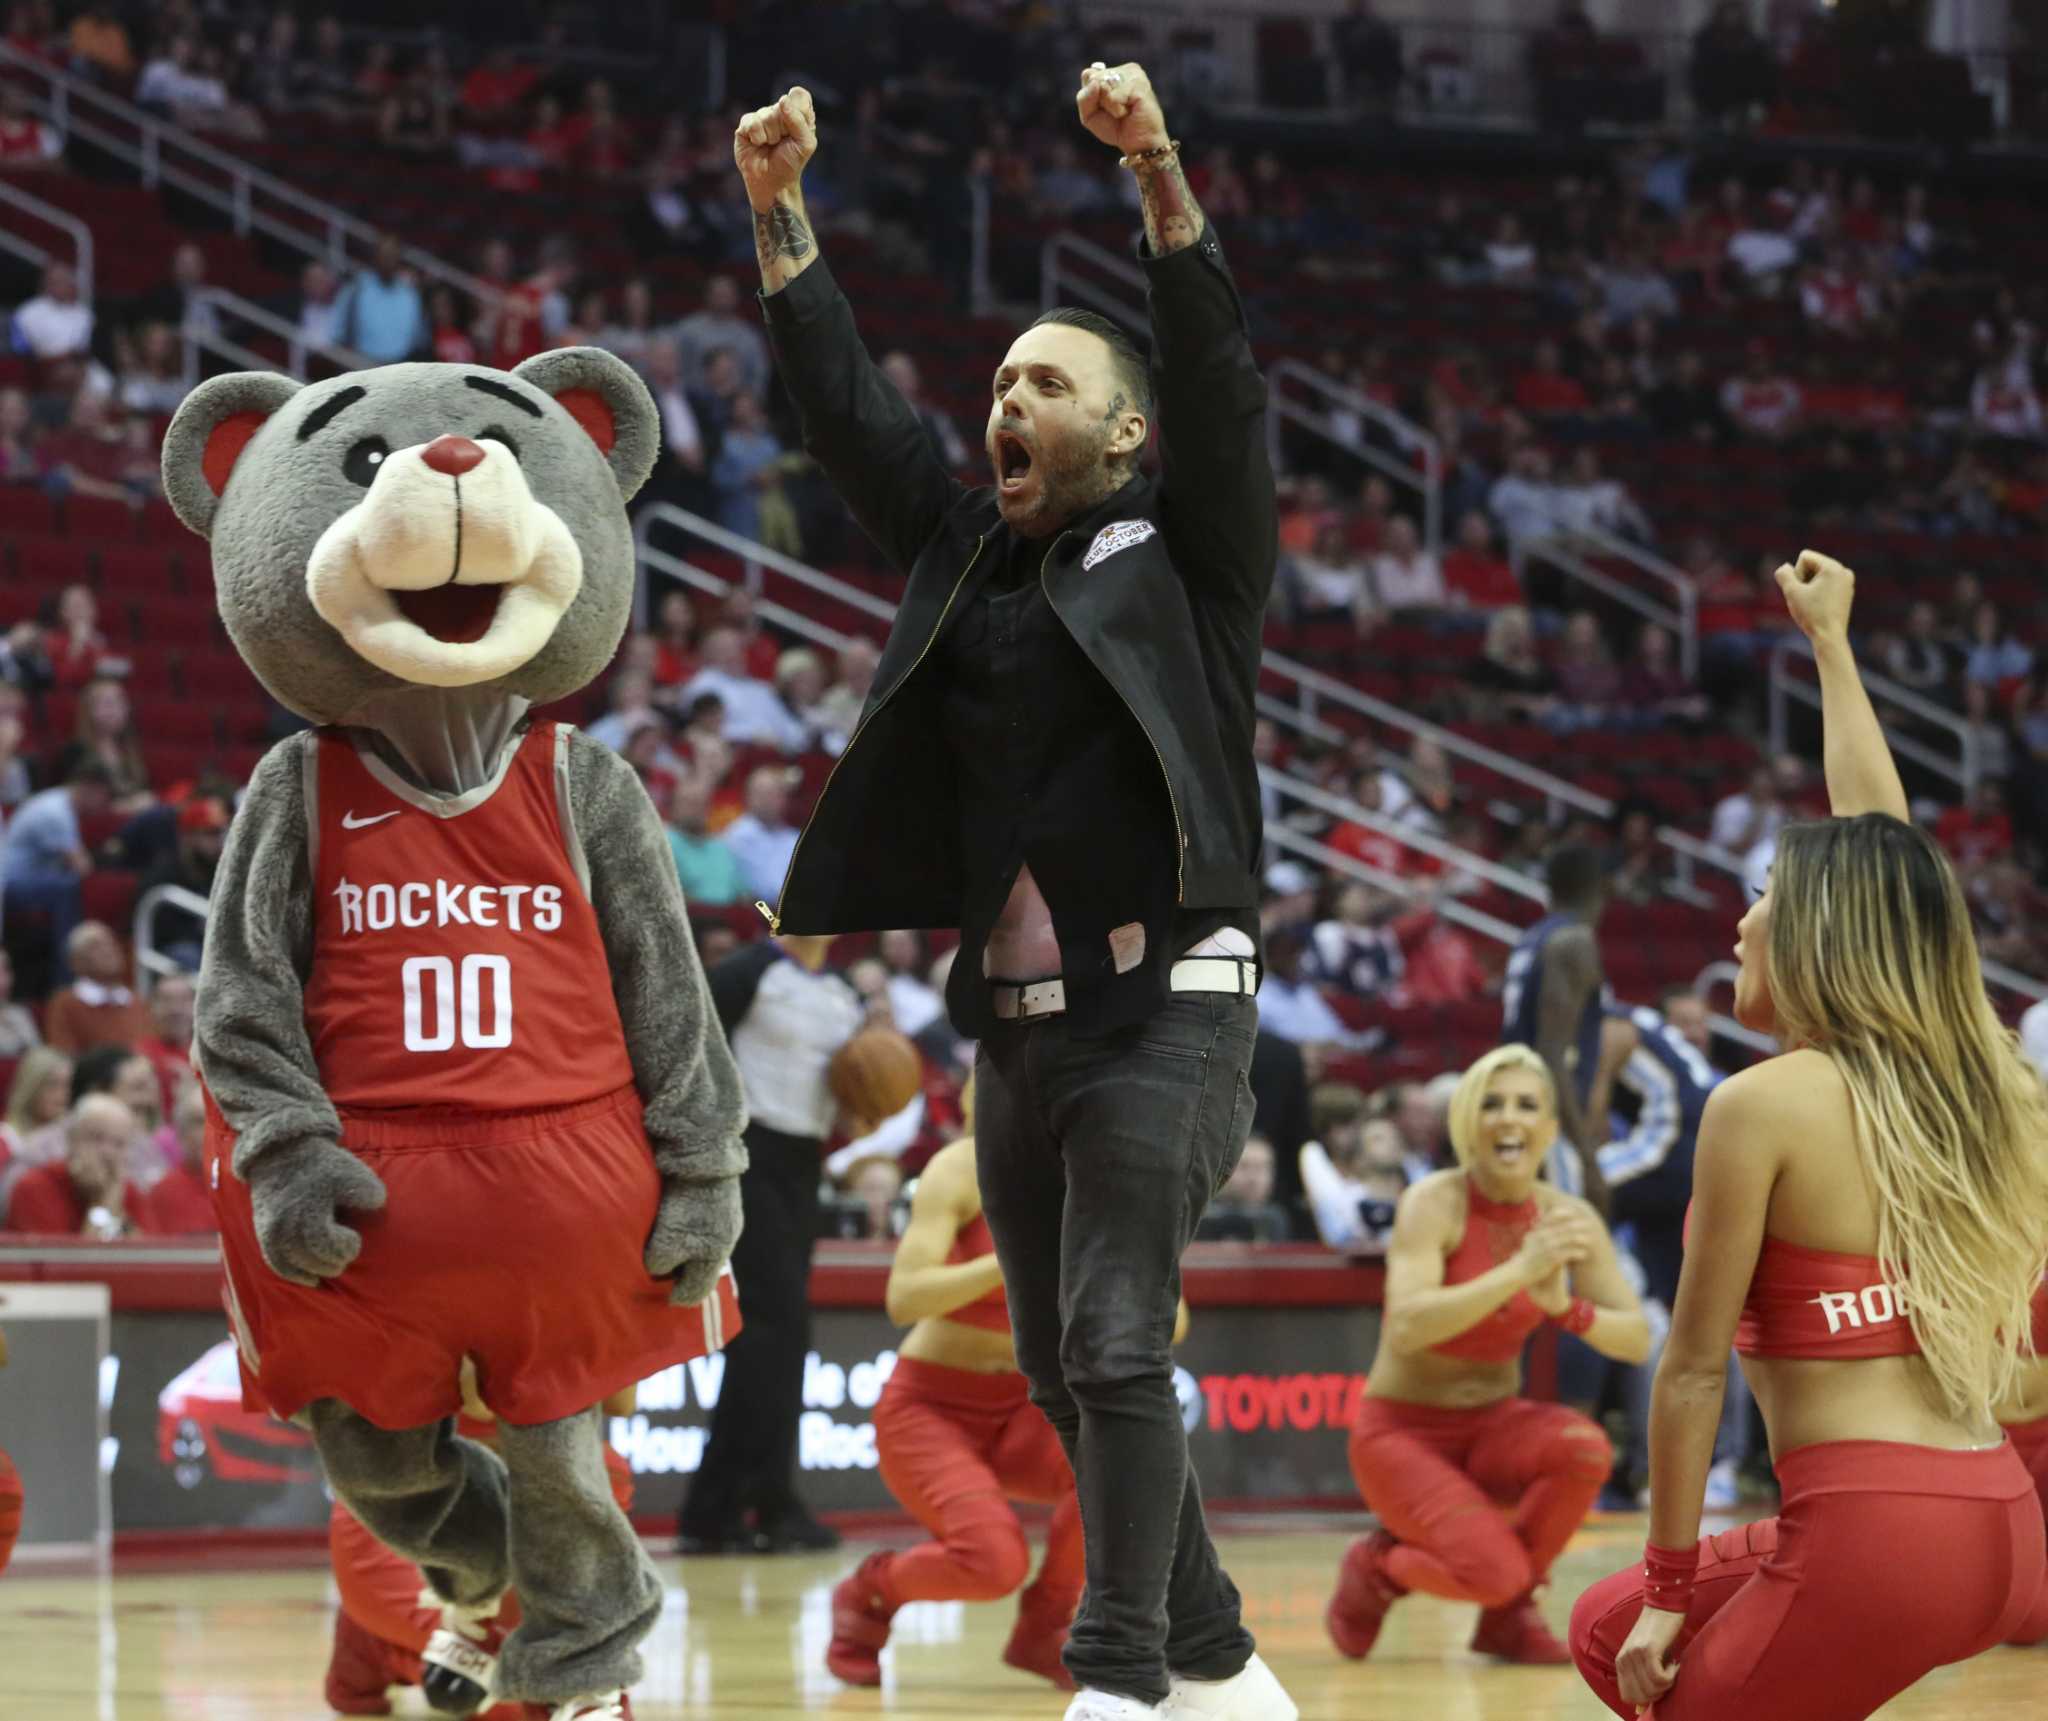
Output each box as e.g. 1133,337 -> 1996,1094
1037,534 -> 1187,905
757,534 -> 989,933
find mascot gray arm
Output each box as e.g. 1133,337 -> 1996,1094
195,733 -> 387,1286
563,729 -> 748,1304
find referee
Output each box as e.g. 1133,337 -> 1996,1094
732,63 -> 1293,1721
678,932 -> 862,1554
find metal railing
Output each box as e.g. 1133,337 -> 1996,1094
180,286 -> 369,384
1517,524 -> 1700,683
1267,358 -> 1442,561
1040,234 -> 1445,561
0,179 -> 95,304
0,43 -> 504,310
133,883 -> 209,993
1768,639 -> 1981,795
634,506 -> 892,655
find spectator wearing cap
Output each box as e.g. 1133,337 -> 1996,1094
722,765 -> 801,905
44,922 -> 149,1055
8,262 -> 91,361
679,627 -> 808,752
137,799 -> 227,972
2,760 -> 113,971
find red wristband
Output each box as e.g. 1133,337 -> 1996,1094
1642,1540 -> 1700,1613
1555,1296 -> 1596,1336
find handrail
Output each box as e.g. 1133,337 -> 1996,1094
0,179 -> 95,304
133,882 -> 211,994
1517,526 -> 1699,683
1261,767 -> 1546,906
1267,357 -> 1442,562
0,44 -> 504,309
181,286 -> 369,384
1768,638 -> 1979,793
1038,237 -> 1445,561
636,542 -> 859,658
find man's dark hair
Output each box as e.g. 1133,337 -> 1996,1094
72,1042 -> 135,1099
1028,306 -> 1154,421
1544,843 -> 1607,911
67,758 -> 114,790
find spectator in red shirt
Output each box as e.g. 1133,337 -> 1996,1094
563,78 -> 633,181
459,45 -> 543,119
44,389 -> 136,506
42,582 -> 106,692
1935,778 -> 2014,879
0,80 -> 59,167
1440,510 -> 1521,610
1719,341 -> 1803,438
133,972 -> 194,1119
144,1077 -> 214,1236
719,588 -> 784,683
1799,245 -> 1881,338
1514,339 -> 1590,419
2,1093 -> 151,1237
1327,771 -> 1429,879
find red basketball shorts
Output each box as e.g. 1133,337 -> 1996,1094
207,1086 -> 740,1428
1570,1438 -> 2045,1720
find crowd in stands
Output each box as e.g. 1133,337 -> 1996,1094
0,1 -> 2044,1266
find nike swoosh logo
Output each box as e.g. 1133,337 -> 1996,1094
341,810 -> 400,830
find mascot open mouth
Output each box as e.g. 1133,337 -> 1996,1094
395,582 -> 504,645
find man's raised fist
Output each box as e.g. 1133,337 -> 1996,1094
734,87 -> 816,213
1076,61 -> 1170,159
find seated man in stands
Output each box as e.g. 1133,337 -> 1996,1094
136,796 -> 228,973
133,971 -> 196,1115
44,921 -> 150,1055
144,1078 -> 214,1237
2,1092 -> 153,1238
1196,1135 -> 1293,1243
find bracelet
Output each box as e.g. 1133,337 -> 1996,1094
1119,138 -> 1180,170
1642,1540 -> 1700,1613
1556,1295 -> 1597,1336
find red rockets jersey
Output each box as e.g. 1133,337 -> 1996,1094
303,722 -> 635,1111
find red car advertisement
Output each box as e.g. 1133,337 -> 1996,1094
155,1338 -> 318,1490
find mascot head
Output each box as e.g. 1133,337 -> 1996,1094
161,349 -> 659,725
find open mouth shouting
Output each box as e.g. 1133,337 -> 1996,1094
1491,1136 -> 1531,1169
993,427 -> 1036,500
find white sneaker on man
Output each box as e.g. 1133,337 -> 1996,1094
1064,1688 -> 1165,1720
1703,1458 -> 1741,1511
546,1693 -> 627,1720
1160,1653 -> 1299,1720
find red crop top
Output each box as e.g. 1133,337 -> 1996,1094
1683,1204 -> 1919,1359
942,1211 -> 1011,1333
1430,1180 -> 1547,1363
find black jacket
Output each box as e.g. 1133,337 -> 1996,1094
761,230 -> 1276,1027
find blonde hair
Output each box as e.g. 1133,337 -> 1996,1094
1445,1044 -> 1556,1167
7,1045 -> 72,1134
1768,813 -> 2048,1422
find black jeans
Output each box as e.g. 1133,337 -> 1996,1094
679,1122 -> 819,1537
975,990 -> 1260,1703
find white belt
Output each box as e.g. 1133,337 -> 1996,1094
990,956 -> 1258,1022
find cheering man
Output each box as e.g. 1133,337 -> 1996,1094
734,63 -> 1294,1721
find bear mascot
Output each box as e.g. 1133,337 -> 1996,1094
161,349 -> 748,1721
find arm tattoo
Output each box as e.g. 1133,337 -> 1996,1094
1134,153 -> 1205,256
754,204 -> 814,269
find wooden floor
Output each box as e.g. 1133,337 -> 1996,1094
2,1513 -> 2041,1718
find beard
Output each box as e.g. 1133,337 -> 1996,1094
994,419 -> 1127,537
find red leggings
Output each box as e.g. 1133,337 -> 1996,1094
0,1447 -> 21,1576
1571,1439 -> 2045,1721
872,1356 -> 1083,1618
1347,1394 -> 1612,1608
2004,1415 -> 2048,1645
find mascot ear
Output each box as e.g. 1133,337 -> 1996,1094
512,346 -> 660,504
161,370 -> 305,540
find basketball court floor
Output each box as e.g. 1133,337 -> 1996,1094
2,1511 -> 2040,1718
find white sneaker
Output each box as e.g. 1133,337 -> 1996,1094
547,1694 -> 627,1721
1065,1689 -> 1166,1720
1161,1653 -> 1298,1720
1704,1458 -> 1740,1511
417,1586 -> 501,1696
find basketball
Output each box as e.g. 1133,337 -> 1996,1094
828,1027 -> 924,1124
